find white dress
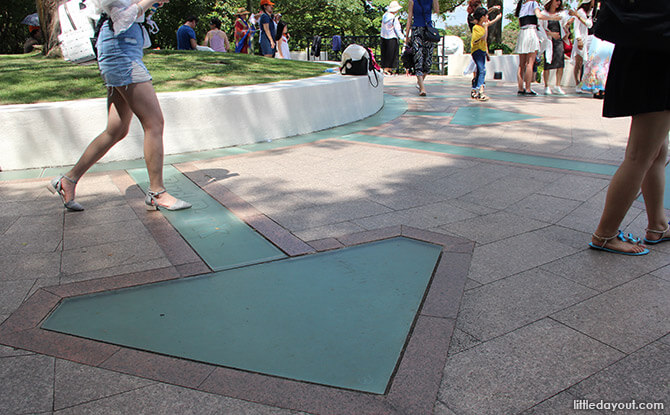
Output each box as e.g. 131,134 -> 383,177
279,35 -> 290,59
571,8 -> 593,59
514,1 -> 541,54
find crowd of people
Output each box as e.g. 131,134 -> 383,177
175,0 -> 291,59
379,0 -> 611,101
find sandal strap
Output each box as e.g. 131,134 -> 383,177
591,231 -> 620,243
645,223 -> 670,234
592,230 -> 641,248
61,174 -> 78,184
147,189 -> 167,197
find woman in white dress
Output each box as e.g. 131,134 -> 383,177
514,0 -> 560,95
275,20 -> 290,59
569,0 -> 594,91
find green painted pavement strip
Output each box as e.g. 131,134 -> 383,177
340,133 -> 619,176
450,107 -> 539,126
127,165 -> 285,271
406,112 -> 455,117
42,237 -> 442,394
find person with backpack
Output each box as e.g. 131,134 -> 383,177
404,0 -> 439,96
47,0 -> 192,212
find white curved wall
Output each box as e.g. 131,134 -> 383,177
0,73 -> 384,171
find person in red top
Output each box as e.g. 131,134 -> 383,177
234,7 -> 251,54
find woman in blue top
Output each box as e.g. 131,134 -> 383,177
259,0 -> 276,57
404,0 -> 439,96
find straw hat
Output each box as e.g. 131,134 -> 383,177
387,1 -> 402,12
236,7 -> 249,15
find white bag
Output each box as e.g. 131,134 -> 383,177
58,0 -> 97,64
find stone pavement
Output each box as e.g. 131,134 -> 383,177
1,75 -> 669,415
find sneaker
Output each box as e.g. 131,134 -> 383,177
526,89 -> 538,96
575,86 -> 586,94
471,89 -> 478,99
517,90 -> 526,96
553,86 -> 566,95
544,86 -> 552,95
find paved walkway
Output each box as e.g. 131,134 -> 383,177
1,75 -> 669,414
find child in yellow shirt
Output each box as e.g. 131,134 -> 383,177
470,7 -> 501,101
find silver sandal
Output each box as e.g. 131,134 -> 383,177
47,175 -> 84,212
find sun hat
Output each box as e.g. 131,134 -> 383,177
260,0 -> 274,6
578,0 -> 592,5
387,1 -> 402,12
236,7 -> 250,15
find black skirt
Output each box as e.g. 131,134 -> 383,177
603,46 -> 670,118
380,37 -> 399,69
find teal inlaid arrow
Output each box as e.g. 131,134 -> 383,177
127,166 -> 286,271
43,237 -> 442,394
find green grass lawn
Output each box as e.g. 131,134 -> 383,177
0,50 -> 336,105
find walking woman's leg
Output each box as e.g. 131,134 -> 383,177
518,54 -> 528,91
592,111 -> 670,252
574,54 -> 583,84
60,89 -> 133,203
115,81 -> 182,207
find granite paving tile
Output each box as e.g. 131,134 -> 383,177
293,221 -> 367,241
61,234 -> 167,275
0,228 -> 63,255
353,201 -> 478,230
519,391 -> 584,415
457,268 -> 598,341
446,328 -> 481,357
506,194 -> 582,223
54,359 -> 155,411
0,251 -> 61,281
306,238 -> 345,252
0,354 -> 54,414
270,199 -> 393,231
440,211 -> 548,245
63,204 -> 139,228
568,341 -> 670,411
54,382 -> 305,415
439,319 -> 623,415
457,176 -> 548,210
556,195 -> 642,234
0,279 -> 37,316
539,174 -> 610,201
0,215 -> 19,234
433,401 -> 457,415
0,344 -> 34,358
552,275 -> 670,353
468,230 -> 578,284
99,348 -> 215,389
64,219 -> 154,250
540,249 -> 666,292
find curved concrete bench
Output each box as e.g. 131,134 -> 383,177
0,73 -> 383,171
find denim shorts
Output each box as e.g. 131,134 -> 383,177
96,21 -> 152,87
260,35 -> 275,56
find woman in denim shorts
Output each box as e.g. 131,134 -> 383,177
48,0 -> 191,212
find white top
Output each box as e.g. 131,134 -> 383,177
573,9 -> 592,41
518,0 -> 540,26
279,35 -> 290,59
380,11 -> 405,40
90,0 -> 145,35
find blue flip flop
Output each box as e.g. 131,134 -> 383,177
643,222 -> 670,245
589,230 -> 650,256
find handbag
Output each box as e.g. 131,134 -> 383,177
401,46 -> 414,72
415,0 -> 441,43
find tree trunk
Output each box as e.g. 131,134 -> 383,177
487,0 -> 503,47
37,0 -> 62,56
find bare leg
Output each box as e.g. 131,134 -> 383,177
517,54 -> 527,91
417,74 -> 426,95
113,82 -> 181,207
60,88 -> 133,203
642,114 -> 670,239
556,67 -> 564,88
574,55 -> 583,85
592,111 -> 670,252
524,51 -> 536,92
543,67 -> 550,88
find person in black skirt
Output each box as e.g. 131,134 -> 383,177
380,1 -> 405,75
540,0 -> 567,95
588,2 -> 670,255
